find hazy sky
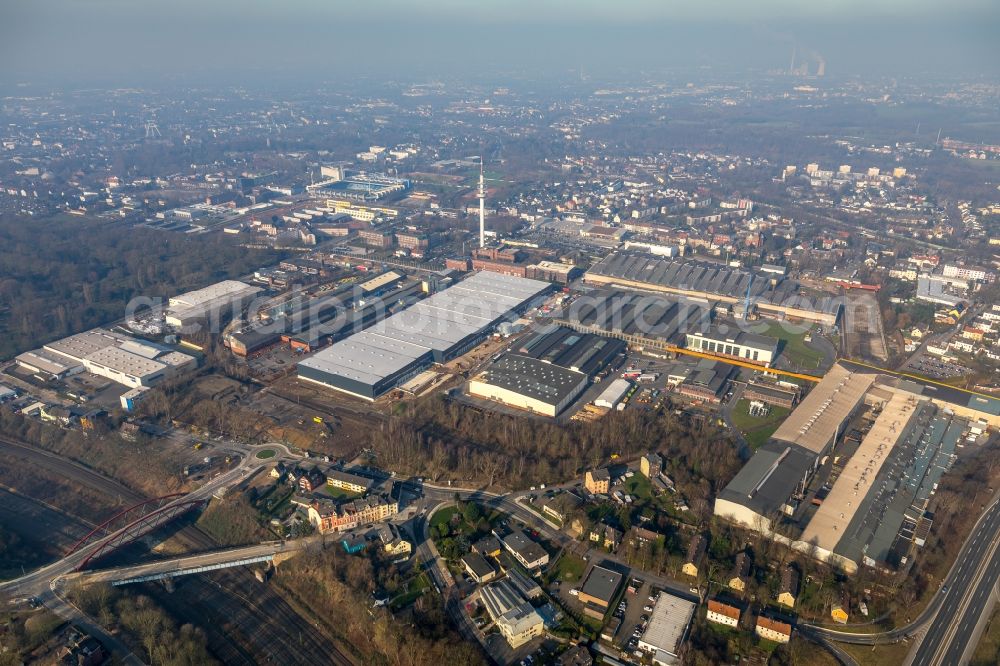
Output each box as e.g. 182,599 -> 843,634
2,0 -> 998,87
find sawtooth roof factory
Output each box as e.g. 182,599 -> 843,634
715,363 -> 1000,573
297,271 -> 550,400
467,326 -> 626,417
585,251 -> 841,325
554,289 -> 713,352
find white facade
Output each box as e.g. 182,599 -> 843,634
20,329 -> 195,389
595,378 -> 632,409
707,607 -> 739,628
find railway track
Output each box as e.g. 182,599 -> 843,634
0,434 -> 351,664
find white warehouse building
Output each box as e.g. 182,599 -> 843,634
16,329 -> 196,389
165,280 -> 263,330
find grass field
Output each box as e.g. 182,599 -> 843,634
390,571 -> 432,610
255,449 -> 276,459
325,485 -> 361,500
547,553 -> 587,584
754,321 -> 826,370
429,506 -> 460,532
840,640 -> 912,666
729,399 -> 791,450
971,603 -> 1000,666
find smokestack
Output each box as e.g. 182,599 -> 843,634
479,158 -> 486,249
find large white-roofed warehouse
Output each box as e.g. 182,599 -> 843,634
297,271 -> 550,400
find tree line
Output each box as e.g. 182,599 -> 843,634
0,214 -> 286,359
371,395 -> 742,501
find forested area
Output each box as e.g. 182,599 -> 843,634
274,547 -> 484,666
72,585 -> 217,665
0,409 -> 184,497
0,215 -> 286,359
374,396 -> 741,508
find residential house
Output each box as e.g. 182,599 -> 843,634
588,523 -> 622,551
778,565 -> 800,608
585,468 -> 610,494
538,492 -> 582,524
473,535 -> 503,558
728,552 -> 751,593
502,529 -> 549,570
298,467 -> 326,493
755,615 -> 792,644
307,495 -> 399,534
627,526 -> 661,548
379,523 -> 411,557
326,468 -> 372,494
640,452 -> 663,478
557,644 -> 594,666
706,599 -> 741,628
682,534 -> 707,578
462,552 -> 497,584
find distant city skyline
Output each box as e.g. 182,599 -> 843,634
1,0 -> 998,86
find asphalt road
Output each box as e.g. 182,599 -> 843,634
65,538 -> 316,586
805,494 -> 1000,658
908,498 -> 1000,666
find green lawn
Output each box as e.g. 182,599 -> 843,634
754,321 -> 826,370
429,506 -> 460,532
730,399 -> 791,450
547,553 -> 587,584
325,485 -> 362,500
390,572 -> 432,610
255,449 -> 276,459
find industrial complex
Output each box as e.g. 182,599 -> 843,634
585,251 -> 842,325
715,363 -> 1000,572
165,280 -> 263,330
16,329 -> 196,389
297,271 -> 550,400
468,326 -> 626,416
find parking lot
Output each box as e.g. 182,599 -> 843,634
610,576 -> 664,657
903,352 -> 972,379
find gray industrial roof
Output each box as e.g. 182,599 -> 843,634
579,565 -> 623,604
476,354 -> 587,407
717,440 -> 818,517
299,271 -> 549,388
639,592 -> 697,659
587,251 -> 841,315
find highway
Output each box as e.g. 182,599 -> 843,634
907,497 -> 1000,666
804,494 -> 1000,661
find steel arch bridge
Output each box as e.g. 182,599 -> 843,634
67,494 -> 207,571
